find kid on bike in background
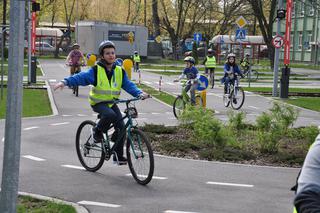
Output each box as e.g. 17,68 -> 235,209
66,43 -> 87,75
54,40 -> 149,165
174,56 -> 199,105
221,53 -> 243,94
132,51 -> 141,72
202,48 -> 216,89
240,53 -> 251,73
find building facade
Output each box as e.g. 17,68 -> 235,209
275,0 -> 320,64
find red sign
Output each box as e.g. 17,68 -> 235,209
284,0 -> 293,65
272,35 -> 284,48
31,1 -> 37,55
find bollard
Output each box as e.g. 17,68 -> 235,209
201,90 -> 206,108
159,76 -> 162,92
138,71 -> 141,85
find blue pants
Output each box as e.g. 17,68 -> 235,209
91,103 -> 125,156
224,77 -> 235,93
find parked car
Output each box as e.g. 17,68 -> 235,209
35,41 -> 62,53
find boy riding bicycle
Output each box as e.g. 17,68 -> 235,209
54,40 -> 149,165
66,43 -> 87,75
240,53 -> 251,73
174,56 -> 199,105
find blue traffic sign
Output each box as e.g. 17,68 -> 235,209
194,33 -> 202,42
197,75 -> 208,91
115,58 -> 123,66
236,28 -> 246,40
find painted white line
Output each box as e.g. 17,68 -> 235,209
22,155 -> 46,161
23,126 -> 39,131
50,122 -> 70,126
92,113 -> 98,117
61,165 -> 85,170
1,137 -> 4,142
164,210 -> 200,213
151,112 -> 161,115
165,112 -> 172,114
248,106 -> 259,110
62,114 -> 72,117
126,174 -> 168,180
166,82 -> 175,85
143,81 -> 152,85
206,181 -> 254,188
77,114 -> 87,117
214,110 -> 220,114
48,79 -> 57,83
77,200 -> 121,208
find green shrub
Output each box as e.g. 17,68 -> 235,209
227,110 -> 246,131
141,124 -> 177,134
257,129 -> 281,154
256,112 -> 272,131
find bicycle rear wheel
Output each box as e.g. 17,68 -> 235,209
247,70 -> 259,81
126,129 -> 154,185
173,96 -> 185,119
230,87 -> 245,110
76,120 -> 105,172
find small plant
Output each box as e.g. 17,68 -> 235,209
227,110 -> 246,131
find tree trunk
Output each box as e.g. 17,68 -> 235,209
152,0 -> 161,36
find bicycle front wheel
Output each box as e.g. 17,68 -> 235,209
76,120 -> 105,172
230,87 -> 245,110
247,70 -> 259,81
223,93 -> 230,107
173,96 -> 185,119
126,129 -> 154,185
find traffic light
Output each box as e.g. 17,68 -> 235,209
32,2 -> 40,12
277,9 -> 286,19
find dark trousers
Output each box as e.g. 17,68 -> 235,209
91,103 -> 125,156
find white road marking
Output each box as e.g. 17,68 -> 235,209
92,113 -> 98,117
214,110 -> 220,114
50,122 -> 70,126
62,114 -> 72,117
164,210 -> 200,213
143,81 -> 152,85
166,82 -> 175,85
22,155 -> 46,161
165,112 -> 172,114
248,105 -> 259,109
125,174 -> 168,180
1,137 -> 4,142
23,126 -> 39,131
206,181 -> 254,188
48,79 -> 57,83
61,165 -> 85,170
151,112 -> 161,115
77,201 -> 121,208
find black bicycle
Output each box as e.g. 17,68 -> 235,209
75,98 -> 154,185
223,73 -> 245,110
66,63 -> 85,97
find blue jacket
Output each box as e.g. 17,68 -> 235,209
63,62 -> 142,97
182,66 -> 199,79
223,63 -> 242,76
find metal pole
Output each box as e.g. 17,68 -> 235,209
0,0 -> 25,211
76,0 -> 79,42
272,0 -> 283,97
1,29 -> 4,100
28,0 -> 32,84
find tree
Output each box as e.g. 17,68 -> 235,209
247,0 -> 277,69
152,0 -> 161,36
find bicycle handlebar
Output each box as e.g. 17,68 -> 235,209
98,97 -> 143,105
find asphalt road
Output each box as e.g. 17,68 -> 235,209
0,59 -> 303,213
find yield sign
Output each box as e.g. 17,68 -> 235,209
272,35 -> 284,48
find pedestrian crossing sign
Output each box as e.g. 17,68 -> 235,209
236,28 -> 246,40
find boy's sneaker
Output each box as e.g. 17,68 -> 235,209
233,98 -> 237,104
93,127 -> 103,143
113,155 -> 127,165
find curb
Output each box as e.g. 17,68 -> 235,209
19,192 -> 89,213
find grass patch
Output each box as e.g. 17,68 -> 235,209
17,195 -> 76,213
137,83 -> 176,106
1,66 -> 42,76
286,97 -> 320,112
0,88 -> 52,118
146,71 -> 181,76
243,87 -> 320,93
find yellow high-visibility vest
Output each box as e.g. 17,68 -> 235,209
205,56 -> 216,68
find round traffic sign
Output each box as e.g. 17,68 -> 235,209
272,35 -> 284,48
197,75 -> 209,91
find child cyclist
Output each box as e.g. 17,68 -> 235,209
54,40 -> 149,165
174,56 -> 200,105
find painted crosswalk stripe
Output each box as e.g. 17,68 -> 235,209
23,155 -> 46,161
49,79 -> 57,83
206,181 -> 254,188
164,210 -> 200,213
50,122 -> 70,126
23,126 -> 39,131
61,165 -> 85,170
125,173 -> 168,180
143,81 -> 152,85
77,201 -> 121,208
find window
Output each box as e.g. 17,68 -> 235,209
298,32 -> 303,50
300,0 -> 305,17
292,2 -> 296,17
290,33 -> 294,49
305,32 -> 312,50
309,6 -> 314,16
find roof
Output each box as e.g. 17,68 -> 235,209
36,28 -> 63,37
210,35 -> 265,45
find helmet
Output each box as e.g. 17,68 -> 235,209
98,40 -> 116,55
134,51 -> 138,54
72,43 -> 80,48
184,56 -> 195,64
208,49 -> 213,54
227,53 -> 236,59
245,53 -> 250,56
